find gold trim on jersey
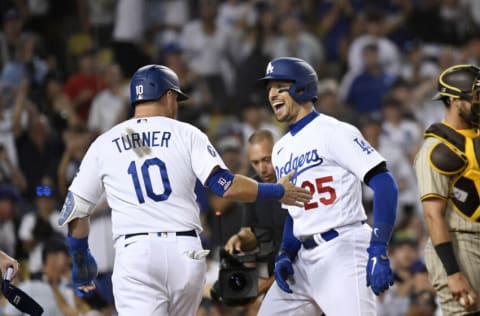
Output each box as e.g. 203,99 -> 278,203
425,123 -> 480,222
420,193 -> 448,201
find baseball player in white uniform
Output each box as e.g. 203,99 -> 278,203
56,64 -> 312,316
256,57 -> 399,315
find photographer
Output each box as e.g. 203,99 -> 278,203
222,130 -> 288,312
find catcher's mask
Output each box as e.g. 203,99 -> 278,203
433,64 -> 480,126
471,82 -> 480,127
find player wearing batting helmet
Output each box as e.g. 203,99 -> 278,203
256,57 -> 399,316
57,64 -> 312,316
415,64 -> 480,314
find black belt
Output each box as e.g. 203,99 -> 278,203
302,221 -> 366,250
302,229 -> 339,249
125,230 -> 197,239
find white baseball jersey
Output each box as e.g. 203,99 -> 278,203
272,112 -> 385,237
69,116 -> 227,237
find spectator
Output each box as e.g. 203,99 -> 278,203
361,117 -> 419,222
348,9 -> 401,76
0,140 -> 26,194
18,175 -> 66,279
377,231 -> 422,316
87,63 -> 128,134
380,95 -> 423,162
223,130 -> 288,315
63,48 -> 105,123
239,100 -> 282,145
57,125 -> 94,199
2,236 -> 95,316
207,135 -> 246,248
0,185 -> 19,257
180,0 -> 236,113
16,111 -> 62,203
111,0 -> 150,77
269,13 -> 324,72
342,42 -> 397,116
0,8 -> 24,70
147,0 -> 190,54
43,72 -> 81,137
161,41 -> 209,124
316,0 -> 357,67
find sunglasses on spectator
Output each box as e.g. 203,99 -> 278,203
36,186 -> 53,197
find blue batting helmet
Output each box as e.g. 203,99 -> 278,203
130,64 -> 188,106
258,57 -> 318,103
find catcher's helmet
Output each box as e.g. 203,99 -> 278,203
130,64 -> 188,107
258,57 -> 318,103
433,64 -> 480,101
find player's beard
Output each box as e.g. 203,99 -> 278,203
458,104 -> 476,128
274,104 -> 291,123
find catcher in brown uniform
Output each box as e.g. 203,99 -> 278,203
415,64 -> 480,315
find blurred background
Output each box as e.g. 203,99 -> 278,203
1,0 -> 478,315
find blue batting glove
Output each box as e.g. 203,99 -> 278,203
274,252 -> 294,294
67,235 -> 98,297
366,244 -> 394,296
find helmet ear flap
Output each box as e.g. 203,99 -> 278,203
289,81 -> 318,104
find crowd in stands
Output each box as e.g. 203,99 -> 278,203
2,0 -> 480,315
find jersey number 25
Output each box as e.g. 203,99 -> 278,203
127,158 -> 172,203
301,176 -> 337,210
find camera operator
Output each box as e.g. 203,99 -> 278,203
223,129 -> 288,311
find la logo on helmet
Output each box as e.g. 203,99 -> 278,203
266,62 -> 274,74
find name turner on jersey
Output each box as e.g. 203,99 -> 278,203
112,130 -> 172,153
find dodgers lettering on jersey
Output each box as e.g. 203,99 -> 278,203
272,113 -> 385,238
275,150 -> 323,184
68,116 -> 228,237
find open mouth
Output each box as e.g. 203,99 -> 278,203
272,101 -> 284,112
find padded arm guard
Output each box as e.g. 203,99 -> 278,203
58,191 -> 95,226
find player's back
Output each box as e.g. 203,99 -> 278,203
79,116 -> 222,237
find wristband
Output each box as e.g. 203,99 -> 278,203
370,222 -> 394,246
67,234 -> 89,253
256,183 -> 285,201
434,242 -> 460,276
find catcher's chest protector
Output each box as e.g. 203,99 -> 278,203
425,123 -> 480,222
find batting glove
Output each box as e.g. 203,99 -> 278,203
67,235 -> 98,297
274,252 -> 294,294
366,244 -> 394,296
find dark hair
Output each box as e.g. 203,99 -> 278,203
41,236 -> 69,264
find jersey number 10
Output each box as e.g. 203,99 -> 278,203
127,158 -> 172,203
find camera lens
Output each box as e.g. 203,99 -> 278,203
228,272 -> 248,292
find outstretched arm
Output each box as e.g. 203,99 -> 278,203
206,167 -> 311,206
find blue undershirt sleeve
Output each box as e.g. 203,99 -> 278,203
279,214 -> 301,259
367,171 -> 398,246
